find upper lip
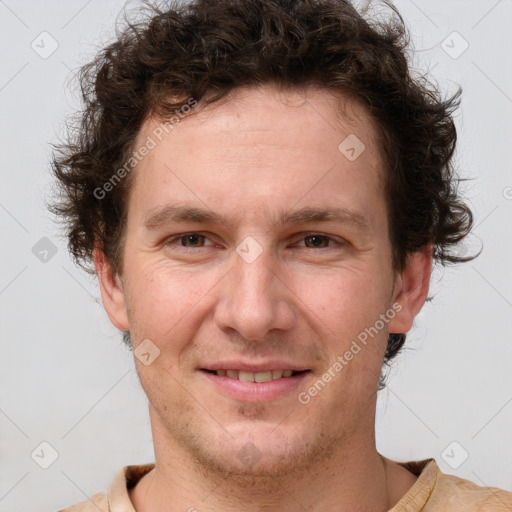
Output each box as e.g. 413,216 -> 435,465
200,361 -> 310,373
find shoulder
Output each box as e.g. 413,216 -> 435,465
391,459 -> 512,511
56,463 -> 155,511
57,490 -> 108,512
432,469 -> 512,510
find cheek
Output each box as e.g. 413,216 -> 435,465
122,261 -> 215,343
300,271 -> 391,397
293,266 -> 391,333
293,265 -> 393,393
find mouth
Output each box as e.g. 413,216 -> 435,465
199,368 -> 311,402
202,368 -> 305,381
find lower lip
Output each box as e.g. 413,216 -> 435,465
200,370 -> 310,402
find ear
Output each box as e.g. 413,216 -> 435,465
387,244 -> 432,334
94,247 -> 129,331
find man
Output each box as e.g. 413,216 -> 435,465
51,0 -> 511,510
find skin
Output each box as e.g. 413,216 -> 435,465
95,84 -> 432,511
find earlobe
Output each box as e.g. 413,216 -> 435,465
388,244 -> 432,334
94,247 -> 130,331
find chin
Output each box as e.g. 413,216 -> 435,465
183,420 -> 341,486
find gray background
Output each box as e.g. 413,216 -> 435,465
1,0 -> 511,510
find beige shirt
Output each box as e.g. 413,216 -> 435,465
59,458 -> 512,511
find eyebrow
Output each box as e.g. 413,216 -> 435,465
143,204 -> 370,232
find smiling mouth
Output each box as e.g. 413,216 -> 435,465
202,369 -> 308,382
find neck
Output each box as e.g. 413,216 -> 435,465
130,408 -> 403,512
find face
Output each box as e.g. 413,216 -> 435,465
97,84 -> 429,482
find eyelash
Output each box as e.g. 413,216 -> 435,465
164,232 -> 345,251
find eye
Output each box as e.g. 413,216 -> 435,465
163,232 -> 344,251
165,233 -> 213,249
295,233 -> 343,249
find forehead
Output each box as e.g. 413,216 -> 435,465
127,85 -> 386,227
135,84 -> 383,162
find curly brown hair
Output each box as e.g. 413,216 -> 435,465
49,0 -> 477,382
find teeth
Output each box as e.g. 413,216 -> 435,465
254,371 -> 272,382
239,370 -> 257,382
272,370 -> 284,379
214,369 -> 298,381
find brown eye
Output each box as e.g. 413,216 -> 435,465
178,234 -> 207,247
302,235 -> 333,248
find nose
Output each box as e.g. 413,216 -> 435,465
213,245 -> 296,342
